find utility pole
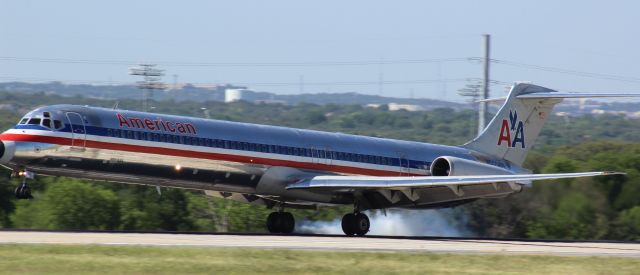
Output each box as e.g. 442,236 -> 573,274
478,34 -> 491,134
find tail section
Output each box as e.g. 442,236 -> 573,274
464,83 -> 640,165
463,83 -> 562,165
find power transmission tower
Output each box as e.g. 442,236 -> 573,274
129,64 -> 166,112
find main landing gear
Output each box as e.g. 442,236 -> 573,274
341,201 -> 370,236
341,212 -> 370,236
266,208 -> 295,234
14,171 -> 33,200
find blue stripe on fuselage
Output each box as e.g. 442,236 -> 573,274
13,124 -> 431,170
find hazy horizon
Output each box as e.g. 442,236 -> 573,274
2,1 -> 639,102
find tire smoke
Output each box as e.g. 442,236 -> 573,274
295,208 -> 474,237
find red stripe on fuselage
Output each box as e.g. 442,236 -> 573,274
0,133 -> 419,177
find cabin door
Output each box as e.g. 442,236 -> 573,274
66,112 -> 87,149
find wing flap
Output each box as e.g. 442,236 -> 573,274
286,171 -> 623,190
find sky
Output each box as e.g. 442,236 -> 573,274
1,1 -> 639,101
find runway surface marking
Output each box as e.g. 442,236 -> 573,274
1,231 -> 639,257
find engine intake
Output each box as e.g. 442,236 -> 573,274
430,156 -> 513,176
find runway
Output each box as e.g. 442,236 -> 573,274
1,230 -> 639,257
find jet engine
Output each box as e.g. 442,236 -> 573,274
430,156 -> 513,176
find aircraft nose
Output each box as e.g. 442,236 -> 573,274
0,140 -> 16,164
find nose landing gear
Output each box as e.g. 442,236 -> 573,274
14,170 -> 34,200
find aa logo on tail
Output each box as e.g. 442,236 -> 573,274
497,110 -> 525,148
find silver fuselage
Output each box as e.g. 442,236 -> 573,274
0,105 -> 521,209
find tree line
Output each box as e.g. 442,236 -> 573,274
0,90 -> 639,239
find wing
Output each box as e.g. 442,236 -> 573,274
286,171 -> 623,190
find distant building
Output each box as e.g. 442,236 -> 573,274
591,109 -> 640,119
366,103 -> 425,112
225,88 -> 250,103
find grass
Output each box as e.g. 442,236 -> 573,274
0,244 -> 638,274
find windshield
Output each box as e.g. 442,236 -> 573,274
18,111 -> 65,130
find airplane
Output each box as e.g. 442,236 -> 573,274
0,83 -> 634,236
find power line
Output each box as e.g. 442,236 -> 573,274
4,55 -> 640,84
491,59 -> 640,83
0,56 -> 476,67
0,76 -> 478,87
232,78 -> 471,87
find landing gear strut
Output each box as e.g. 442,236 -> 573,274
266,206 -> 295,234
14,173 -> 33,200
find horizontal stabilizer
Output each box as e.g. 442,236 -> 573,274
517,92 -> 640,99
479,92 -> 640,102
286,171 -> 623,190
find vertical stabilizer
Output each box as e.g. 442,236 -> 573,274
463,83 -> 561,165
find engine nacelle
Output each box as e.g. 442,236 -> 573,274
430,156 -> 513,176
0,140 -> 16,164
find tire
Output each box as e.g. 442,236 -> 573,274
341,213 -> 356,236
22,185 -> 32,199
266,212 -> 282,233
354,213 -> 370,236
280,212 -> 295,234
14,186 -> 22,199
14,184 -> 31,200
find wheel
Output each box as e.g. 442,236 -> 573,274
353,213 -> 370,236
266,212 -> 282,233
280,212 -> 295,234
341,213 -> 356,236
14,183 -> 32,200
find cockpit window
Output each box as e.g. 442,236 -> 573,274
54,120 -> 63,129
19,118 -> 28,124
27,118 -> 41,125
42,118 -> 53,129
